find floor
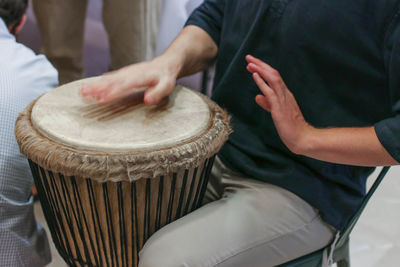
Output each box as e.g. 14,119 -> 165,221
349,167 -> 400,267
23,0 -> 400,266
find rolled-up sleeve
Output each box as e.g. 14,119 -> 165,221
185,0 -> 226,46
375,11 -> 400,162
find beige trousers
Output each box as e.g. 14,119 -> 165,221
139,157 -> 336,267
33,0 -> 161,84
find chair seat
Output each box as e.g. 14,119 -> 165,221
278,238 -> 350,267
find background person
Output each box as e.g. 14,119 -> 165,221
33,0 -> 162,85
0,0 -> 58,266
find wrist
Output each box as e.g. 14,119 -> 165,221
292,125 -> 321,156
153,53 -> 184,80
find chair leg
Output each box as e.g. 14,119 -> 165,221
337,259 -> 350,267
336,238 -> 350,267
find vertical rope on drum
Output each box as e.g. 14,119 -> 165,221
117,182 -> 128,267
130,183 -> 135,266
155,176 -> 164,230
175,170 -> 189,220
166,174 -> 177,224
29,163 -> 62,254
146,179 -> 151,241
45,168 -> 79,265
39,168 -> 65,253
183,168 -> 198,215
143,179 -> 151,241
58,173 -> 85,266
29,161 -> 73,266
191,160 -> 209,212
71,176 -> 100,266
61,176 -> 92,266
132,182 -> 140,265
197,156 -> 215,208
86,179 -> 109,267
46,171 -> 75,264
55,175 -> 82,267
103,183 -> 119,267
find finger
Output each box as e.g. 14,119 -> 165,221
245,55 -> 276,74
246,54 -> 284,87
248,62 -> 287,102
80,72 -> 130,104
117,72 -> 158,92
252,73 -> 276,98
247,63 -> 277,88
252,73 -> 278,105
83,72 -> 157,105
246,63 -> 256,74
81,76 -> 112,100
96,85 -> 140,105
144,79 -> 175,106
247,62 -> 283,92
255,94 -> 271,112
245,54 -> 272,70
97,75 -> 156,105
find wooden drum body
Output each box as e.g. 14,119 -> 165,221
15,78 -> 231,267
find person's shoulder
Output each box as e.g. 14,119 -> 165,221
0,37 -> 58,104
6,40 -> 57,77
0,37 -> 58,92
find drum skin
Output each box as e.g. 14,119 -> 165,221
15,78 -> 231,267
30,78 -> 212,153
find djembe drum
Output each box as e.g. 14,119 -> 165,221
15,78 -> 231,267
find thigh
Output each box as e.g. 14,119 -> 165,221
139,169 -> 335,267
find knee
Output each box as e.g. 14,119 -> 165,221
138,238 -> 188,267
138,229 -> 198,267
139,250 -> 189,267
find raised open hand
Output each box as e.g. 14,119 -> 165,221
246,55 -> 314,154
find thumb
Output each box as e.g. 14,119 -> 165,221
144,79 -> 175,106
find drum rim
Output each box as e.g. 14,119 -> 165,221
15,86 -> 232,182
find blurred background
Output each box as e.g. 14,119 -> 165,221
18,0 -> 206,91
19,0 -> 110,78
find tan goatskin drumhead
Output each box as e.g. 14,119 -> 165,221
31,77 -> 211,152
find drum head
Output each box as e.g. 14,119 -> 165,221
31,78 -> 211,152
16,77 -> 231,181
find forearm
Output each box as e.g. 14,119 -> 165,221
155,25 -> 218,79
247,55 -> 399,167
297,126 -> 398,166
80,25 -> 218,105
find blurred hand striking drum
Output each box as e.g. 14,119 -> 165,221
15,77 -> 231,267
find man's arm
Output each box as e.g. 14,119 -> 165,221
166,25 -> 218,79
296,127 -> 397,166
81,25 -> 217,106
246,55 -> 398,167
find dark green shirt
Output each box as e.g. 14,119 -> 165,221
186,0 -> 400,230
